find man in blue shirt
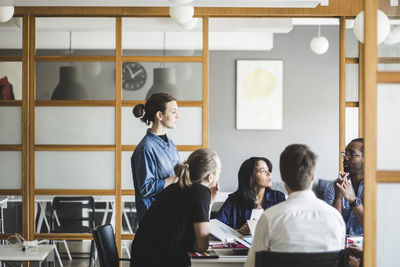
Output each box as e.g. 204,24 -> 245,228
325,138 -> 364,235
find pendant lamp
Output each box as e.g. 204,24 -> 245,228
51,32 -> 88,100
145,32 -> 180,100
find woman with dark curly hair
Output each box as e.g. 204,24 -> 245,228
215,157 -> 285,235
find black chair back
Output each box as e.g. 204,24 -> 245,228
51,196 -> 95,233
92,224 -> 120,267
255,250 -> 349,267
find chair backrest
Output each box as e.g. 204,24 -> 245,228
255,250 -> 349,267
51,196 -> 95,233
92,224 -> 120,267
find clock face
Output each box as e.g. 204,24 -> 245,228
122,62 -> 147,90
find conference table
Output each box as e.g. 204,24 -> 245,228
0,244 -> 55,267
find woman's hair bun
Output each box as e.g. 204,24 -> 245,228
133,104 -> 145,118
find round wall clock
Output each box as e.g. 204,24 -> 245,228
122,62 -> 147,90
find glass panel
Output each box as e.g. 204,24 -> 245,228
345,64 -> 359,102
121,62 -> 202,101
378,63 -> 400,71
121,240 -> 132,265
0,62 -> 22,100
345,107 -> 359,145
0,195 -> 22,234
36,62 -> 116,100
36,107 -> 115,145
345,26 -> 358,58
0,152 -> 21,189
122,18 -> 202,57
377,183 -> 400,267
122,151 -> 133,190
122,106 -> 202,145
179,151 -> 192,161
377,84 -> 400,170
0,18 -> 22,56
35,151 -> 115,189
36,18 -> 115,56
34,195 -> 115,234
121,196 -> 136,234
0,106 -> 21,144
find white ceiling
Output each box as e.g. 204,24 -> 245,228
2,0 -> 328,8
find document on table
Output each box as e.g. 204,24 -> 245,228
209,219 -> 250,248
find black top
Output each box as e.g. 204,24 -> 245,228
158,134 -> 168,143
130,183 -> 211,267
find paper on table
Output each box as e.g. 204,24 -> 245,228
247,220 -> 258,236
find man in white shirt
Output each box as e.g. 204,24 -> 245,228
245,144 -> 346,267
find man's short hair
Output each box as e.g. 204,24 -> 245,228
280,144 -> 318,191
350,138 -> 364,153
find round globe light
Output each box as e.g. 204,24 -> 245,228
179,17 -> 198,30
353,10 -> 390,44
169,6 -> 194,24
81,62 -> 102,78
0,6 -> 14,23
310,36 -> 329,55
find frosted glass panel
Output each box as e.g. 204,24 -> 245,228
345,64 -> 358,102
345,107 -> 359,145
0,152 -> 21,189
35,151 -> 115,189
346,27 -> 358,58
0,106 -> 21,144
0,61 -> 22,99
122,106 -> 202,145
122,18 -> 202,57
0,17 -> 22,56
179,151 -> 193,162
377,84 -> 400,170
377,183 -> 400,267
122,151 -> 133,190
36,18 -> 115,56
378,63 -> 400,72
36,107 -> 115,145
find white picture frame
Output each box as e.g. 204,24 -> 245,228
236,60 -> 283,130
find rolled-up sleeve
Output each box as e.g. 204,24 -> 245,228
324,182 -> 335,205
135,148 -> 165,198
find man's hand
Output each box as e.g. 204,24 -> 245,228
334,172 -> 348,199
237,222 -> 250,235
336,176 -> 357,203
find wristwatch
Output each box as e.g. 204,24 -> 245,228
350,198 -> 362,207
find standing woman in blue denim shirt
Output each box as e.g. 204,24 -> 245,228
131,93 -> 181,226
215,157 -> 286,235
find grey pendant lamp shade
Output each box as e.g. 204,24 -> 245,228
51,66 -> 89,100
51,31 -> 88,100
145,32 -> 181,100
145,67 -> 180,100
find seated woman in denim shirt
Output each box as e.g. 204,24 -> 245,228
131,93 -> 181,226
215,157 -> 285,235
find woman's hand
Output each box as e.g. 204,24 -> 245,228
237,222 -> 250,235
164,175 -> 178,188
210,181 -> 220,204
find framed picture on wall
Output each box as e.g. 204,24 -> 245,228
236,60 -> 283,130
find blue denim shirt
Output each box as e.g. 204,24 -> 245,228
325,179 -> 364,235
131,129 -> 180,225
215,189 -> 286,230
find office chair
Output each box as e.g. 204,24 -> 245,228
255,249 -> 349,267
92,224 -> 131,267
50,196 -> 96,267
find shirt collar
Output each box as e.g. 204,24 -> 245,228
146,128 -> 170,148
287,190 -> 316,200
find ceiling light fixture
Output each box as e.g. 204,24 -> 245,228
310,25 -> 329,55
0,6 -> 14,23
353,9 -> 390,44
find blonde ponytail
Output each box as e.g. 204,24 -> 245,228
175,162 -> 191,188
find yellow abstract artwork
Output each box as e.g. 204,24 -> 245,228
236,60 -> 283,130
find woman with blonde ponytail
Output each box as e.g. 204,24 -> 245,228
131,148 -> 221,267
131,93 -> 181,226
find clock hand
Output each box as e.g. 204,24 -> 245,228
127,66 -> 135,78
131,69 -> 144,79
